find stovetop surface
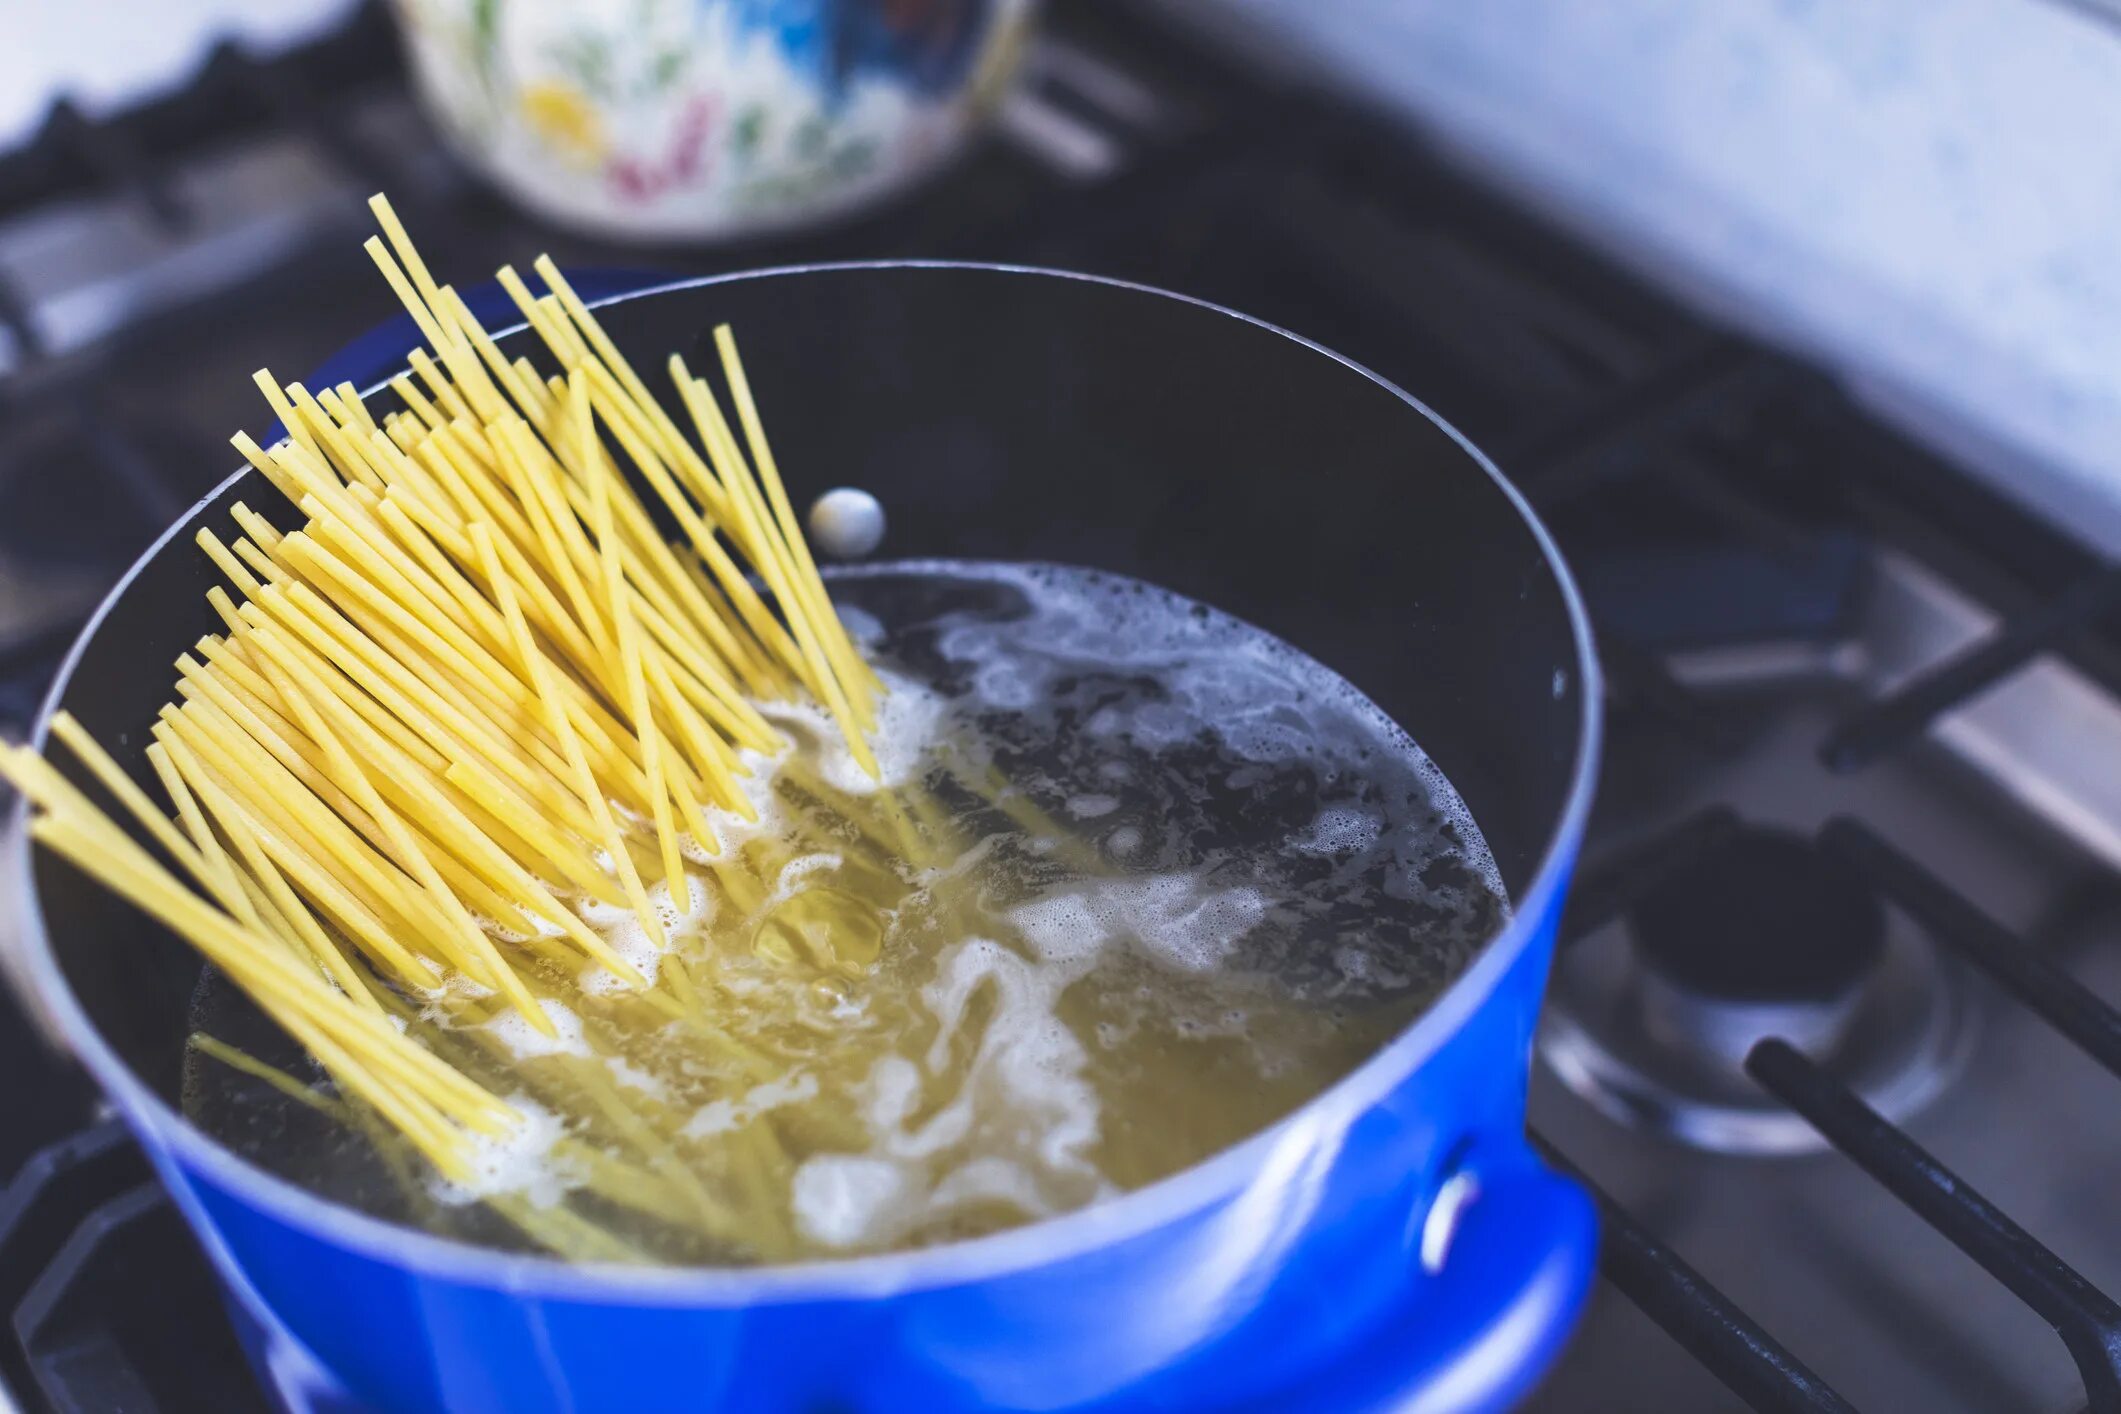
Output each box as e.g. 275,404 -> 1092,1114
0,5 -> 2117,1413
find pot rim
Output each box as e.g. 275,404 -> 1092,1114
8,260 -> 1602,1304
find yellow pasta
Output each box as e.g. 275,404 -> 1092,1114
1,192 -> 885,1210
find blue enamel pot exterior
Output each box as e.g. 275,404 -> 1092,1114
10,264 -> 1602,1413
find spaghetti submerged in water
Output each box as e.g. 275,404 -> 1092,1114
9,203 -> 1508,1264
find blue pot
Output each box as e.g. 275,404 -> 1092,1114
12,264 -> 1601,1413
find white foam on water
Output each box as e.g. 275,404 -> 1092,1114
484,999 -> 590,1060
773,852 -> 844,893
918,937 -> 1101,1178
576,875 -> 715,995
698,768 -> 793,857
888,559 -> 1505,917
681,1071 -> 820,1140
1326,943 -> 1413,994
751,562 -> 1513,1252
758,666 -> 947,795
1011,874 -> 1266,974
435,1095 -> 573,1208
791,1155 -> 915,1248
606,1056 -> 667,1100
1139,879 -> 1263,973
787,872 -> 1270,1248
910,833 -> 1000,889
1001,895 -> 1108,970
789,926 -> 1107,1249
1292,806 -> 1384,857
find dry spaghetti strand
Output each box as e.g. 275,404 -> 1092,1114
9,191 -> 894,1212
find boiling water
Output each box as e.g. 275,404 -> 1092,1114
184,562 -> 1507,1264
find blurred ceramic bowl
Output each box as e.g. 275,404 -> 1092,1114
390,0 -> 1037,242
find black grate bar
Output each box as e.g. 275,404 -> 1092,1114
12,1184 -> 166,1350
0,3 -> 398,222
1820,817 -> 2121,1078
1501,335 -> 1757,490
1533,1133 -> 1860,1414
1746,1039 -> 2121,1412
1251,178 -> 1595,405
1600,635 -> 1741,750
1647,455 -> 1818,563
0,273 -> 43,370
1562,806 -> 1739,946
0,1123 -> 142,1407
14,1182 -> 168,1414
1821,563 -> 2121,773
39,102 -> 190,234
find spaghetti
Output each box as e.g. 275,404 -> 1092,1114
3,195 -> 880,1191
6,205 -> 1512,1268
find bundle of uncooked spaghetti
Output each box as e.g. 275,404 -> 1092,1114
2,196 -> 888,1193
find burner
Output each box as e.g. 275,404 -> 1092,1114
1539,825 -> 1969,1153
1632,827 -> 1885,1066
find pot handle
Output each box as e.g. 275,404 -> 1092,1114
1244,1141 -> 1598,1414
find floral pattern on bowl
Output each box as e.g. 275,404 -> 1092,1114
392,0 -> 1038,242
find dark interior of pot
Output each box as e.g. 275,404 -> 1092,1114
31,265 -> 1586,1112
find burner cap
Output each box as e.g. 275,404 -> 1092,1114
1630,826 -> 1886,1005
1539,821 -> 1967,1155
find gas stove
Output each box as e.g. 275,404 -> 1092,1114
0,5 -> 2115,1412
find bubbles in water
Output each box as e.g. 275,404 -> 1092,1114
1292,807 -> 1384,858
485,1000 -> 589,1061
792,1154 -> 913,1248
682,1072 -> 820,1140
606,1056 -> 667,1100
438,1096 -> 574,1208
182,561 -> 1509,1264
756,561 -> 1508,1250
759,670 -> 948,795
1010,876 -> 1266,975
